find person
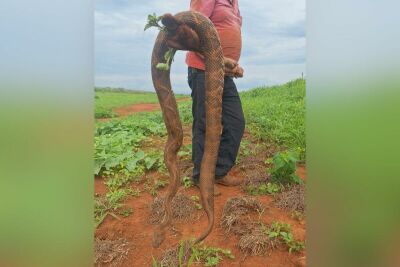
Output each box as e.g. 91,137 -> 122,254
186,0 -> 245,195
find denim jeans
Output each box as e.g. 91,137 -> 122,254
187,67 -> 245,183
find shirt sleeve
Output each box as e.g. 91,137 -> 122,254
190,0 -> 216,18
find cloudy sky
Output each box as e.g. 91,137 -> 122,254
95,0 -> 305,93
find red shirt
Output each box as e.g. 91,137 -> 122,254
186,0 -> 243,70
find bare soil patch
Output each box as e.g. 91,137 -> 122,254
114,98 -> 190,117
94,124 -> 306,266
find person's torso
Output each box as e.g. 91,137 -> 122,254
210,0 -> 242,29
186,0 -> 242,70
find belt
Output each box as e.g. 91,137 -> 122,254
189,67 -> 204,74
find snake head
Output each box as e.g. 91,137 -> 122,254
161,13 -> 201,52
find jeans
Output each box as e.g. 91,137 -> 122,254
187,67 -> 245,183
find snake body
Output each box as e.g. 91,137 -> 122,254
151,11 -> 224,247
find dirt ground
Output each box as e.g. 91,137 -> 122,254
113,97 -> 190,117
95,102 -> 306,267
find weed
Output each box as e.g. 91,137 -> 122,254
152,256 -> 159,267
146,179 -> 169,196
182,176 -> 194,188
190,195 -> 202,210
239,139 -> 252,157
156,240 -> 234,267
241,79 -> 305,159
119,207 -> 133,217
291,210 -> 305,221
128,188 -> 141,197
178,101 -> 193,124
94,188 -> 137,227
269,150 -> 302,185
106,188 -> 129,206
104,174 -> 142,191
245,182 -> 281,196
144,13 -> 164,31
188,243 -> 234,266
94,113 -> 168,177
94,87 -> 187,119
178,144 -> 192,158
94,196 -> 121,228
265,221 -> 305,253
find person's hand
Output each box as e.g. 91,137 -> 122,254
224,57 -> 244,78
229,65 -> 244,78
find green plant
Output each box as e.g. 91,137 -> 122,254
144,13 -> 177,71
146,179 -> 169,196
240,79 -> 305,159
190,195 -> 202,210
94,113 -> 170,177
119,207 -> 133,217
94,195 -> 122,228
245,182 -> 281,195
178,144 -> 192,158
156,48 -> 176,71
128,188 -> 141,197
105,174 -> 141,191
151,256 -> 159,267
106,188 -> 129,206
188,243 -> 234,266
265,221 -> 305,253
94,187 -> 138,227
239,139 -> 251,157
182,176 -> 194,188
95,89 -> 185,119
269,151 -> 302,185
291,210 -> 304,221
144,13 -> 164,31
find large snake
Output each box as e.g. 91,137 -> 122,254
151,11 -> 232,248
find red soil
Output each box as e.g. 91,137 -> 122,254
94,166 -> 306,267
95,101 -> 306,266
114,98 -> 190,117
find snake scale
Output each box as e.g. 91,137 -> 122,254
151,11 -> 230,248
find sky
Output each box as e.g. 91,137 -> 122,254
95,0 -> 305,93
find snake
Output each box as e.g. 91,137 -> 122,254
150,11 -> 231,248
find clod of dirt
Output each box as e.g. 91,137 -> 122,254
94,238 -> 131,266
149,194 -> 196,224
238,225 -> 277,256
220,196 -> 263,235
275,184 -> 305,213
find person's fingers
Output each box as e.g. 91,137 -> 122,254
224,65 -> 244,78
236,66 -> 244,77
224,57 -> 237,69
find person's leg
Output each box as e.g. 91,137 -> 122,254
187,67 -> 206,184
215,76 -> 245,179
